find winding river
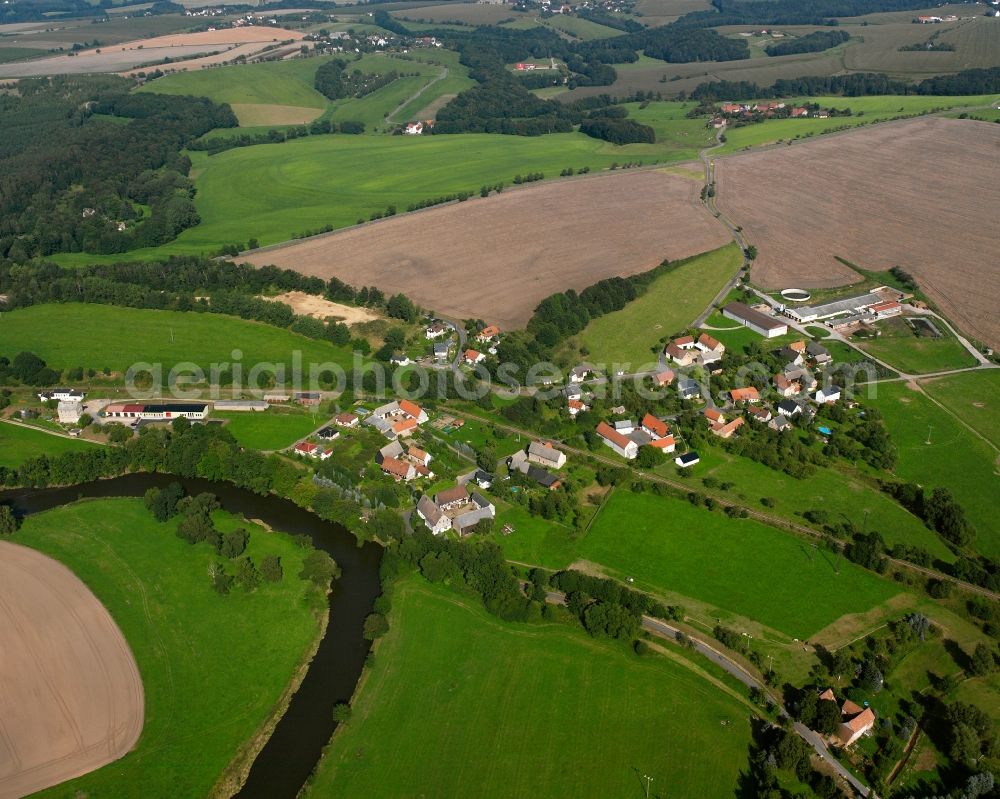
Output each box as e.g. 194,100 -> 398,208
0,473 -> 383,799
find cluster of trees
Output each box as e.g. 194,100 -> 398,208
434,80 -> 577,135
187,118 -> 364,155
315,58 -> 403,100
884,482 -> 975,548
403,190 -> 473,212
550,570 -> 681,625
0,352 -> 60,387
765,30 -> 850,57
689,66 -> 1000,102
631,26 -> 748,63
0,76 -> 237,260
579,117 -> 655,145
393,529 -> 530,620
741,724 -> 842,799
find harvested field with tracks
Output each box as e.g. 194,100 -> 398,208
242,169 -> 730,330
0,541 -> 143,799
714,117 -> 1000,348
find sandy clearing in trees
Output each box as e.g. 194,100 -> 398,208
714,117 -> 1000,348
0,541 -> 143,799
265,291 -> 382,325
242,169 -> 731,331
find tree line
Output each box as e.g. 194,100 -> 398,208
765,30 -> 850,57
674,0 -> 950,28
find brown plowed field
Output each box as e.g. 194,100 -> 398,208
714,117 -> 1000,348
0,542 -> 143,799
242,169 -> 730,331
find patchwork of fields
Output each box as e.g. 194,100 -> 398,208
243,169 -> 729,330
305,577 -> 753,798
0,421 -> 101,468
714,117 -> 1000,349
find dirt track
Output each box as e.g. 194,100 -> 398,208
242,170 -> 730,331
714,117 -> 1000,348
0,542 -> 143,799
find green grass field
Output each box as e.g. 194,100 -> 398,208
576,244 -> 742,366
541,14 -> 622,40
919,370 -> 1000,450
624,100 -> 719,154
715,94 -> 1000,154
0,304 -> 353,377
687,445 -> 956,563
853,316 -> 976,374
19,498 -> 320,799
216,409 -> 322,450
0,46 -> 50,63
54,133 -> 690,264
138,56 -> 334,113
304,576 -> 753,798
865,380 -> 1000,558
0,421 -> 102,468
499,488 -> 900,639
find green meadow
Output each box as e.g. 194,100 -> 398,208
499,488 -> 900,639
715,94 -> 1000,154
0,421 -> 101,468
20,499 -> 320,799
305,577 -> 753,798
575,244 -> 743,366
854,316 -> 976,374
919,370 -> 1000,449
866,380 -> 1000,558
215,409 -> 322,451
0,304 -> 353,377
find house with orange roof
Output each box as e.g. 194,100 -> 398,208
773,374 -> 800,397
464,349 -> 485,365
730,387 -> 760,404
665,341 -> 697,366
567,398 -> 588,417
381,456 -> 416,482
476,325 -> 500,342
641,413 -> 669,440
654,369 -> 675,387
696,333 -> 724,354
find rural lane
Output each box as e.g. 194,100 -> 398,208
540,589 -> 874,798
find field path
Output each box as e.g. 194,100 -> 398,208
386,66 -> 448,124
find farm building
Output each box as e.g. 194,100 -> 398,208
104,402 -> 209,421
214,400 -> 269,412
416,490 -> 495,535
527,440 -> 567,469
675,451 -> 700,468
595,421 -> 638,460
38,388 -> 85,403
722,302 -> 789,338
783,291 -> 899,323
58,400 -> 83,425
294,392 -> 321,406
730,387 -> 760,404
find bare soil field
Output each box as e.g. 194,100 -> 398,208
242,170 -> 730,330
714,117 -> 1000,348
0,26 -> 301,77
0,542 -> 143,799
265,291 -> 382,324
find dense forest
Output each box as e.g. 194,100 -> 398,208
765,30 -> 850,57
314,58 -> 402,100
0,76 -> 236,259
674,0 -> 964,27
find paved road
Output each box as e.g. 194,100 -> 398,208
541,590 -> 873,797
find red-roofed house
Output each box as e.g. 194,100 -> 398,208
398,399 -> 427,422
294,441 -> 318,457
790,107 -> 809,117
774,374 -> 800,397
477,325 -> 500,342
704,408 -> 725,424
696,333 -> 724,354
596,421 -> 638,460
641,413 -> 669,439
393,418 -> 418,437
464,349 -> 485,365
665,342 -> 697,366
381,456 -> 416,482
335,412 -> 359,427
870,301 -> 902,319
654,369 -> 675,387
839,707 -> 876,747
711,417 -> 744,439
567,398 -> 588,417
649,435 -> 676,453
674,335 -> 695,349
747,405 -> 773,423
730,387 -> 760,404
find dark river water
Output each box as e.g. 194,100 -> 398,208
0,473 -> 383,799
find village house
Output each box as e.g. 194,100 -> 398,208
293,441 -> 332,460
870,300 -> 902,319
677,377 -> 701,400
641,413 -> 675,452
784,366 -> 818,392
416,495 -> 451,535
746,405 -> 773,424
696,333 -> 724,354
365,399 -> 428,439
730,387 -> 760,404
294,392 -> 322,407
263,392 -> 291,403
665,340 -> 698,367
335,412 -> 359,427
777,399 -> 804,418
790,107 -> 809,117
380,455 -> 416,482
404,121 -> 424,135
819,690 -> 877,747
425,322 -> 449,339
769,415 -> 793,433
508,450 -> 562,489
567,398 -> 588,417
527,440 -> 567,469
464,349 -> 486,365
477,325 -> 500,343
812,386 -> 841,404
653,369 -> 675,387
433,342 -> 450,360
596,421 -> 638,460
390,354 -> 412,367
773,373 -> 800,397
436,485 -> 470,510
807,341 -> 832,364
777,346 -> 804,367
569,364 -> 594,383
316,426 -> 340,441
704,407 -> 744,439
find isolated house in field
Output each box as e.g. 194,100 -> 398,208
722,302 -> 788,338
38,388 -> 85,403
527,440 -> 566,469
596,421 -> 638,460
819,690 -> 877,747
